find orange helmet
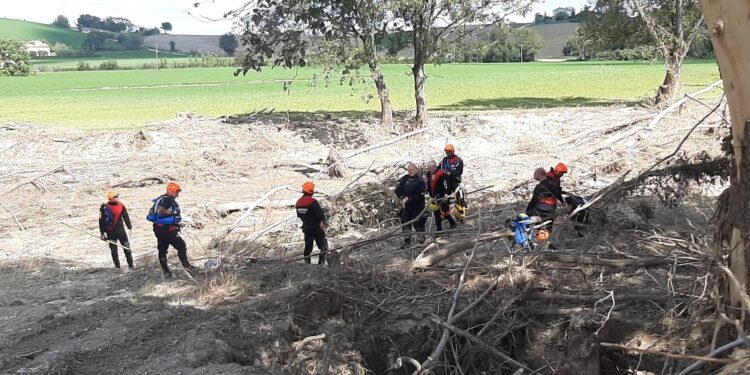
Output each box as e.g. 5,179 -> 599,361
166,182 -> 182,196
302,181 -> 315,194
554,163 -> 568,175
107,191 -> 119,201
535,228 -> 550,242
444,144 -> 455,153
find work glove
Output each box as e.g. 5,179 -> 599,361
100,234 -> 107,241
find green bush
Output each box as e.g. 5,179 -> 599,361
593,46 -> 659,61
99,60 -> 119,70
0,38 -> 31,76
77,61 -> 91,71
51,42 -> 86,57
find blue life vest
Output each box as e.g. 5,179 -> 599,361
146,196 -> 180,225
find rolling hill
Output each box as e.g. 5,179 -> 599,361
388,21 -> 579,60
527,22 -> 580,59
0,18 -> 86,47
144,34 -> 227,56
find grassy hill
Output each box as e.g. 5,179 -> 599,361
0,18 -> 85,47
527,22 -> 579,59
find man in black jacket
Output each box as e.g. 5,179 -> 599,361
526,168 -> 565,222
426,161 -> 458,231
295,181 -> 328,265
99,191 -> 134,269
395,163 -> 427,248
151,182 -> 199,277
441,144 -> 464,194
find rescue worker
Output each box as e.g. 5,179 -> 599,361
99,191 -> 134,270
546,162 -> 568,191
152,182 -> 198,277
395,163 -> 427,248
526,168 -> 565,222
526,168 -> 566,250
295,181 -> 328,265
426,160 -> 457,231
440,144 -> 464,194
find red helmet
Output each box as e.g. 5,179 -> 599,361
302,181 -> 315,194
166,182 -> 182,196
554,163 -> 568,175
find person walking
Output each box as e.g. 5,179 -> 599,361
99,191 -> 134,270
148,182 -> 198,277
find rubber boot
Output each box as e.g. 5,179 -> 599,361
159,256 -> 173,278
110,248 -> 121,269
122,243 -> 134,268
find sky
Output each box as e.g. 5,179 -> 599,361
1,0 -> 591,35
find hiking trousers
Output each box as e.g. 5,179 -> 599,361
154,229 -> 190,273
434,198 -> 457,231
303,227 -> 328,265
400,205 -> 426,246
526,204 -> 556,233
106,228 -> 133,268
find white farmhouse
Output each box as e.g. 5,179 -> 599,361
24,40 -> 51,57
553,7 -> 575,17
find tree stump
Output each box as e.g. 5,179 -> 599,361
563,314 -> 600,375
326,148 -> 348,178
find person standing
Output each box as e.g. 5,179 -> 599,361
395,163 -> 427,248
426,161 -> 458,231
99,191 -> 134,270
440,144 -> 464,194
148,182 -> 198,277
295,181 -> 328,265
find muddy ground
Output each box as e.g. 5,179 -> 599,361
0,105 -> 734,374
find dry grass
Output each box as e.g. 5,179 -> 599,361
195,271 -> 244,306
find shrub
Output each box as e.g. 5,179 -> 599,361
99,60 -> 118,70
77,61 -> 91,71
0,38 -> 31,76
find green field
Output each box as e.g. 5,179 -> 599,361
31,51 -> 200,69
0,60 -> 720,129
0,18 -> 85,47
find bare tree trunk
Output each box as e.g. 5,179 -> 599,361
655,0 -> 685,105
412,59 -> 428,127
655,49 -> 684,104
634,0 -> 688,105
361,33 -> 393,127
698,0 -> 750,326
